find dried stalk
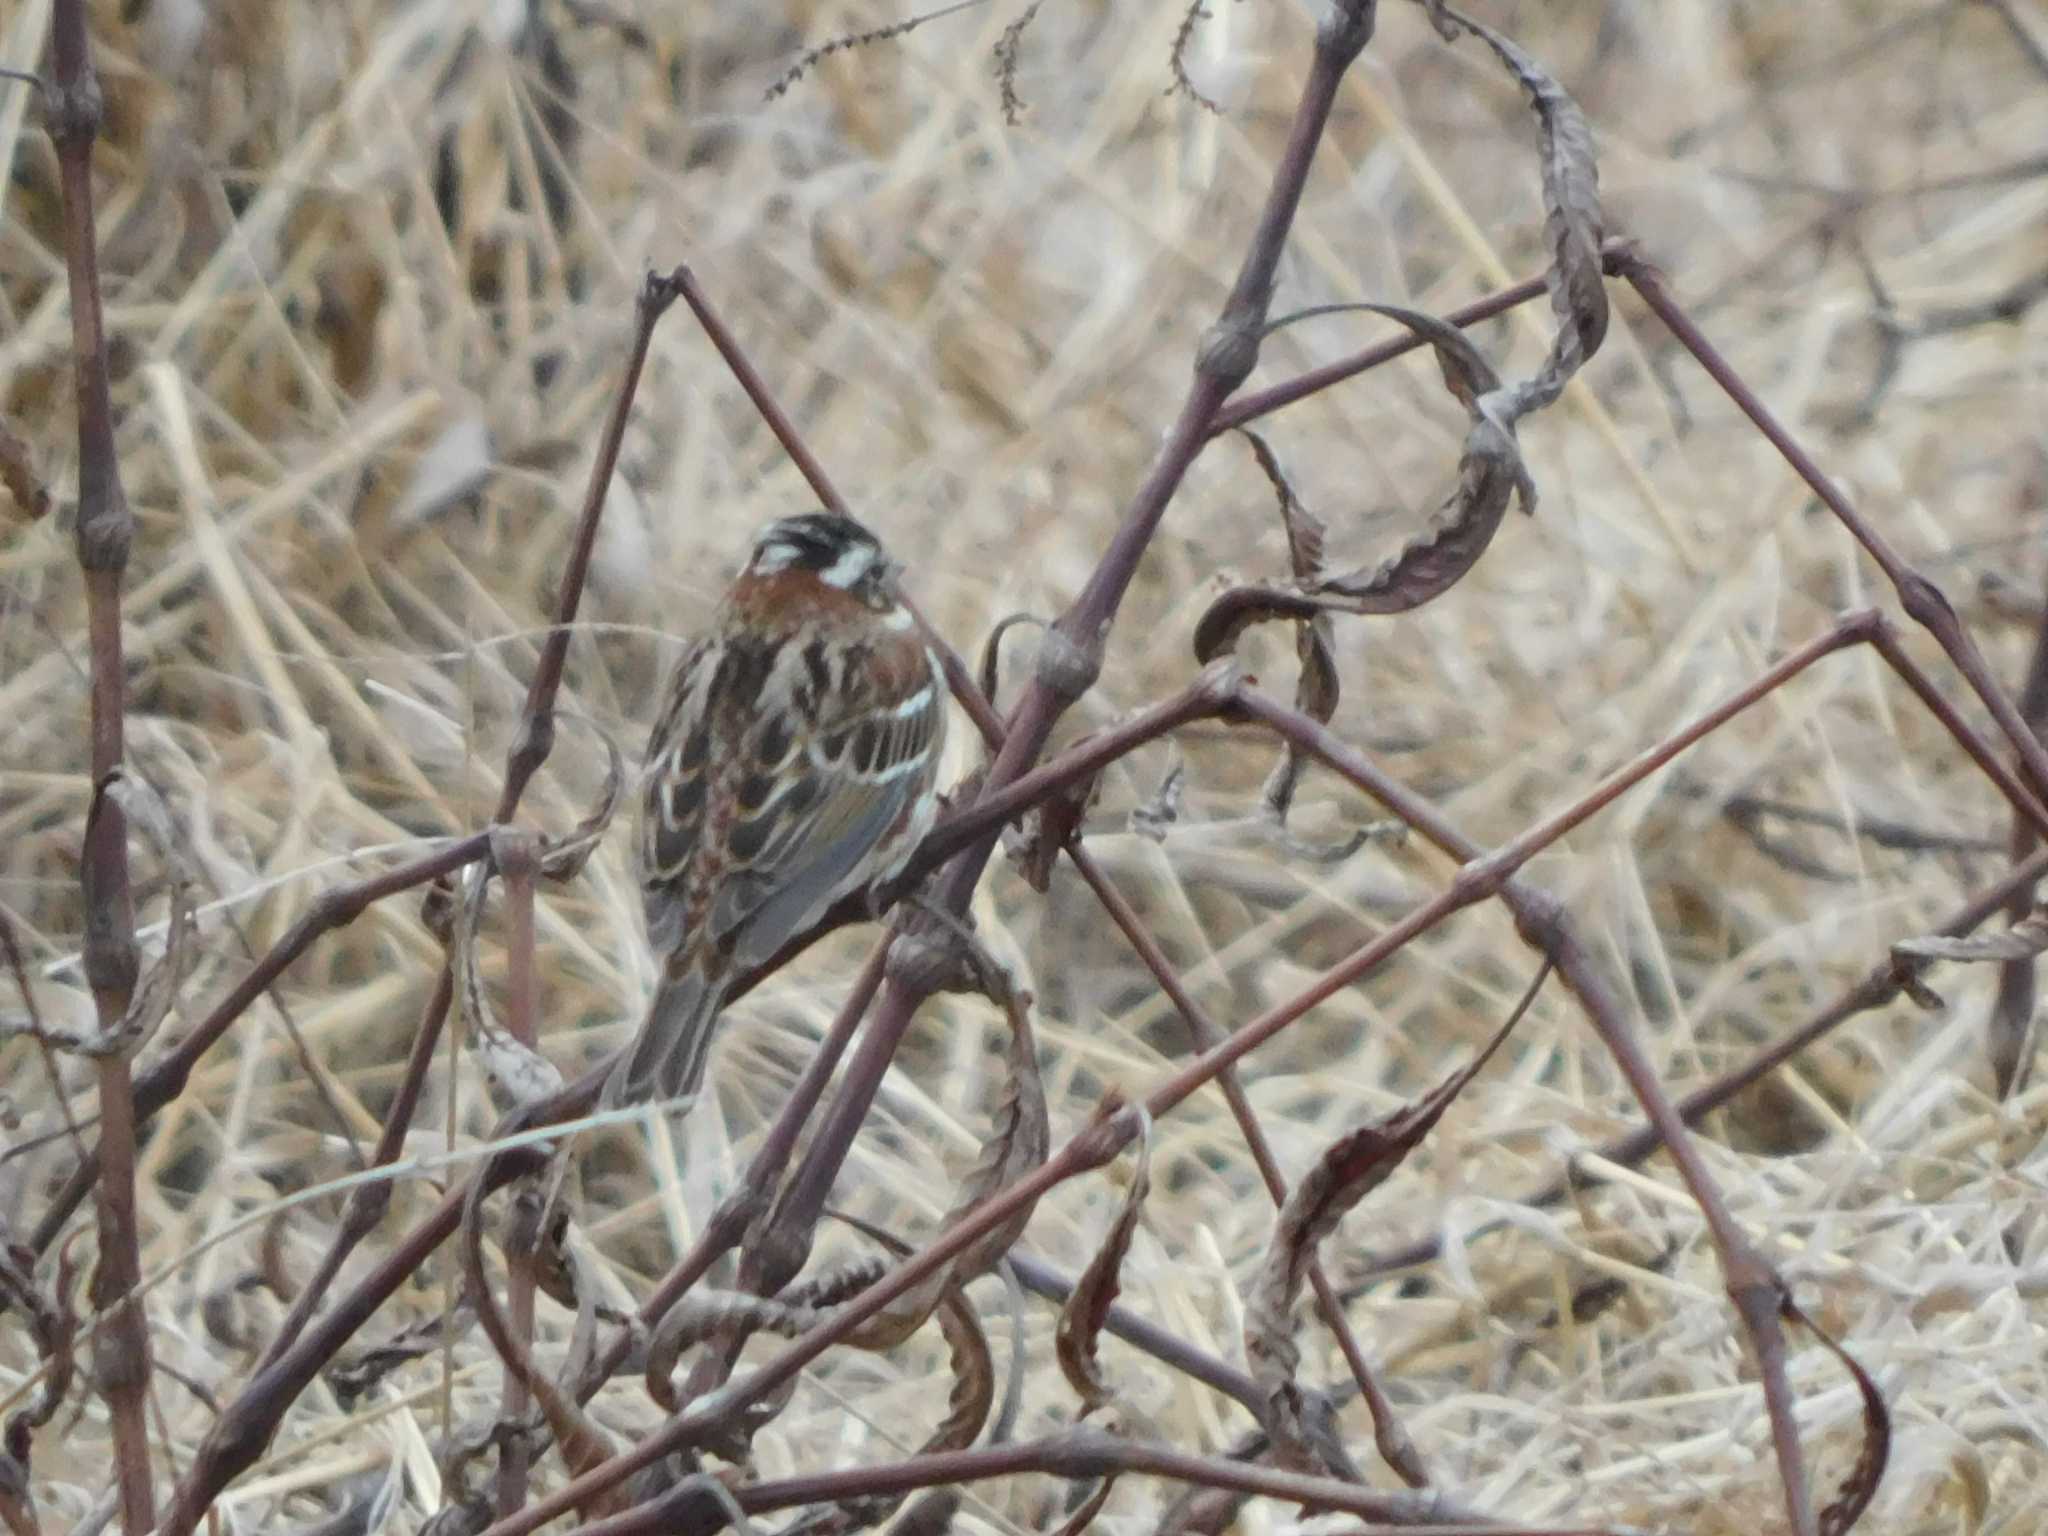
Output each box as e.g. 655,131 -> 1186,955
46,0 -> 151,1523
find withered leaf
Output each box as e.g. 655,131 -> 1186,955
0,1233 -> 79,1463
944,985 -> 1051,1279
823,1214 -> 998,1459
1197,12 -> 1606,677
864,985 -> 1050,1344
1894,904 -> 2048,963
927,1280 -> 997,1455
328,1296 -> 478,1409
1055,1112 -> 1153,1410
1433,7 -> 1608,414
1192,304 -> 1530,664
646,1286 -> 845,1411
1782,1294 -> 1891,1536
1129,749 -> 1186,842
1243,977 -> 1529,1460
455,862 -> 564,1111
768,1216 -> 994,1536
1007,741 -> 1100,892
977,612 -> 1047,711
538,713 -> 625,882
522,1235 -> 618,1491
1239,430 -> 1342,829
94,772 -> 197,1058
0,422 -> 50,527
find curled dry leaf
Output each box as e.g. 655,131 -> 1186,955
538,713 -> 626,882
1129,749 -> 1186,842
1242,969 -> 1534,1463
1434,7 -> 1608,413
1046,1474 -> 1116,1536
1781,1294 -> 1891,1536
0,1233 -> 79,1463
937,980 -> 1051,1279
864,983 -> 1051,1345
1006,733 -> 1101,892
978,612 -> 1049,710
1193,306 -> 1530,665
646,1287 -> 839,1412
1240,430 -> 1343,831
842,1217 -> 998,1460
327,1295 -> 479,1410
454,865 -> 565,1111
1195,10 -> 1605,677
1055,1109 -> 1153,1411
1894,904 -> 2048,963
926,1275 -> 997,1456
0,421 -> 50,526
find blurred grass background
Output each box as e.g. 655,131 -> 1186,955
2,0 -> 2046,1530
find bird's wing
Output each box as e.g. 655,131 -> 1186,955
637,634 -> 721,959
709,647 -> 947,967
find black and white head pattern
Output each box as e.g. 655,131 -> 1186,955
748,512 -> 894,602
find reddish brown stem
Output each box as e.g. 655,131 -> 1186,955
498,271 -> 682,820
590,1430 -> 1548,1536
1989,567 -> 2048,1096
162,266 -> 689,1535
258,958 -> 458,1369
1623,252 -> 2048,812
1210,240 -> 1636,435
492,837 -> 542,1518
745,665 -> 1239,1293
1353,838 -> 2048,1281
49,0 -> 150,1522
158,1101 -> 564,1535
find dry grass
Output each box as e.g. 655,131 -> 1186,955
3,0 -> 2047,1531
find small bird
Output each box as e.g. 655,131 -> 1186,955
604,512 -> 948,1108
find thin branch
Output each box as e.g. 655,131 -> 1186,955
49,0 -> 150,1522
1621,252 -> 2048,816
492,838 -> 543,1519
1351,839 -> 2048,1281
499,270 -> 683,820
1210,239 -> 1636,435
643,1430 -> 1543,1534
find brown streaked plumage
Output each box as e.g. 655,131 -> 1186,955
604,513 -> 946,1108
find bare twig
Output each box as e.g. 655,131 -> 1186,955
47,0 -> 151,1522
1352,839 -> 2048,1281
1621,252 -> 2048,817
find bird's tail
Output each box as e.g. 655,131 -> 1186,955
602,962 -> 726,1110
